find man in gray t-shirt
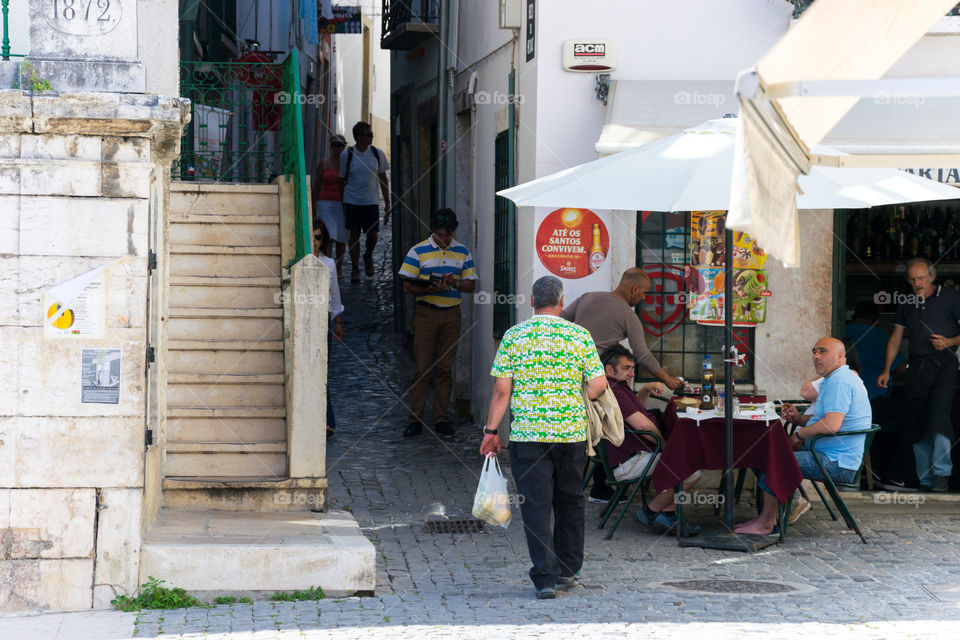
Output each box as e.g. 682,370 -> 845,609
562,268 -> 684,504
340,121 -> 391,282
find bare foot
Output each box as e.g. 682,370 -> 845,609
734,520 -> 775,535
733,517 -> 760,533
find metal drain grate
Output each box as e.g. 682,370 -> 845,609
663,579 -> 797,594
423,519 -> 485,534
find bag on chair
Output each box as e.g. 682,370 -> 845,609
472,453 -> 512,528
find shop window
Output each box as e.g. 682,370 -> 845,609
493,131 -> 515,338
636,211 -> 754,384
839,203 -> 960,335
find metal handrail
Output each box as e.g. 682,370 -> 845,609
2,0 -> 11,60
175,59 -> 284,182
175,51 -> 310,264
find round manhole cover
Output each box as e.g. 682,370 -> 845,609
662,580 -> 798,594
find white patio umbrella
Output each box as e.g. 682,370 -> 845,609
497,118 -> 960,212
496,116 -> 960,546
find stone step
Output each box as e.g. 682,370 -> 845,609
171,183 -> 280,216
169,275 -> 281,287
167,350 -> 284,375
169,285 -> 281,309
164,451 -> 286,477
161,477 -> 328,510
169,222 -> 280,247
170,244 -> 281,255
168,417 -> 286,442
167,407 -> 286,419
166,441 -> 286,454
169,254 -> 282,278
168,317 -> 283,342
168,307 -> 284,319
170,213 -> 280,225
140,508 -> 374,594
167,339 -> 284,352
168,373 -> 285,384
167,383 -> 284,408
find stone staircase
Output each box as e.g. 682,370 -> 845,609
164,183 -> 287,483
140,182 -> 373,597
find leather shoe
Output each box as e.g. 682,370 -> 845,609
403,422 -> 423,437
434,421 -> 454,436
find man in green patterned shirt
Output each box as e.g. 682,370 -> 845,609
480,276 -> 607,600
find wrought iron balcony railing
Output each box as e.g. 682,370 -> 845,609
381,0 -> 440,50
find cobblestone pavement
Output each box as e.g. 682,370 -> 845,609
9,221 -> 960,639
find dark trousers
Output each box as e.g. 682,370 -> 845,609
905,352 -> 958,442
509,441 -> 586,590
409,305 -> 461,424
869,396 -> 913,482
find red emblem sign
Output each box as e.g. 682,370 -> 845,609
536,208 -> 609,279
641,264 -> 686,337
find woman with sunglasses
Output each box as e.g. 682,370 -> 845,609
312,134 -> 348,277
314,220 -> 344,439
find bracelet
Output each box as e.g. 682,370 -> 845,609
483,427 -> 499,435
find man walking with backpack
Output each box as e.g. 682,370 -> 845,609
341,121 -> 391,282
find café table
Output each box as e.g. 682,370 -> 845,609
651,408 -> 803,542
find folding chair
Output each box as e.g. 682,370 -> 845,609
594,429 -> 662,540
783,425 -> 880,544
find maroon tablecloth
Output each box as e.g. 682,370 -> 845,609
651,415 -> 803,505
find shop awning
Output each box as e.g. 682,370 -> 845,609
595,80 -> 734,155
730,0 -> 960,267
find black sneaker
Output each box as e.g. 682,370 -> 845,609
363,250 -> 375,277
403,421 -> 423,437
932,475 -> 950,492
556,572 -> 581,590
587,485 -> 617,504
877,478 -> 918,492
434,421 -> 454,436
534,586 -> 556,600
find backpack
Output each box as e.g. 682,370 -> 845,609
344,145 -> 382,180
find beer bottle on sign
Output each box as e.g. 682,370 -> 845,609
588,223 -> 606,273
700,355 -> 715,410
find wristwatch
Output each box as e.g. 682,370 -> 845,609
483,427 -> 499,435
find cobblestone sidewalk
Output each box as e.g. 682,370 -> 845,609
8,221 -> 960,639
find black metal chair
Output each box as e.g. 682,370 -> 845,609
593,429 -> 662,540
783,425 -> 880,543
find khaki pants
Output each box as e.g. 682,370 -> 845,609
409,304 -> 462,424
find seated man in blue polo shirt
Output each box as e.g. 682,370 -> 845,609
735,337 -> 871,535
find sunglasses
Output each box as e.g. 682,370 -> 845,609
361,131 -> 374,137
331,141 -> 345,147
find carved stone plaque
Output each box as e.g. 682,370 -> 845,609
30,0 -> 136,62
42,0 -> 123,36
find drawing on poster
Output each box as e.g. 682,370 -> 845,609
44,263 -> 113,338
81,348 -> 121,404
686,211 -> 770,326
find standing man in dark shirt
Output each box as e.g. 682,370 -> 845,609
562,268 -> 684,503
878,258 -> 960,492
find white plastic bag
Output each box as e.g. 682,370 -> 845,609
472,453 -> 512,528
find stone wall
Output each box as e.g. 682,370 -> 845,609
0,90 -> 186,613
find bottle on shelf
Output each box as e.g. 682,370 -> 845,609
886,208 -> 898,260
897,206 -> 907,260
700,355 -> 716,411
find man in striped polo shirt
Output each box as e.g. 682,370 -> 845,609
398,209 -> 478,437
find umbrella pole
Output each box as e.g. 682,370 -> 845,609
723,228 -> 735,530
681,226 -> 779,552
